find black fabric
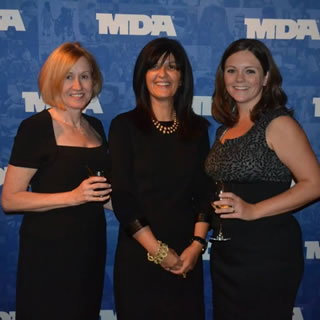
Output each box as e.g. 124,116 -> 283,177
125,217 -> 149,236
10,110 -> 108,320
108,109 -> 209,320
205,109 -> 304,320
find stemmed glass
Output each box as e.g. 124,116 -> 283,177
210,181 -> 231,242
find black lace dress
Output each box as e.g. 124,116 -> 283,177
9,110 -> 108,320
205,109 -> 304,320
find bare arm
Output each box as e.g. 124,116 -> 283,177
215,116 -> 320,220
260,116 -> 320,213
1,165 -> 111,213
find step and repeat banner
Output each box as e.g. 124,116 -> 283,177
0,0 -> 319,319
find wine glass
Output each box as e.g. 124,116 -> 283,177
210,181 -> 231,241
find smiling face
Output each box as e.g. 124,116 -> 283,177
224,50 -> 269,111
61,56 -> 93,111
146,53 -> 181,105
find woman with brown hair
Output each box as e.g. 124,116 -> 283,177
109,37 -> 210,320
205,38 -> 320,320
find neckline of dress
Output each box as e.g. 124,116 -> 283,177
45,109 -> 103,149
219,122 -> 256,145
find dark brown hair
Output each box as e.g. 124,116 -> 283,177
212,38 -> 289,126
133,37 -> 208,139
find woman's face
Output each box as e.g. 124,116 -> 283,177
224,50 -> 268,111
146,53 -> 181,105
61,56 -> 93,111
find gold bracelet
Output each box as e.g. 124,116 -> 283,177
147,240 -> 169,264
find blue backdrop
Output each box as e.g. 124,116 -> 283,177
0,0 -> 319,319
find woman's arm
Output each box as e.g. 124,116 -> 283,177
1,165 -> 111,213
172,129 -> 211,275
133,226 -> 182,271
109,115 -> 182,270
216,116 -> 320,220
171,221 -> 209,275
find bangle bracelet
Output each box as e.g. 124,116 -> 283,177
147,240 -> 169,264
191,236 -> 207,254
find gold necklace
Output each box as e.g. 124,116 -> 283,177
54,116 -> 87,135
152,112 -> 179,135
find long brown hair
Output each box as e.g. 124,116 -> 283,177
212,39 -> 289,126
132,37 -> 209,139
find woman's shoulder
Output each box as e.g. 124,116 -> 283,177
215,124 -> 226,136
262,107 -> 292,120
258,107 -> 293,128
83,113 -> 103,129
108,110 -> 138,144
82,113 -> 107,142
17,109 -> 51,135
10,110 -> 55,167
20,109 -> 50,126
113,109 -> 135,120
111,109 -> 136,127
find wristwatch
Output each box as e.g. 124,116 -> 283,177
191,236 -> 208,254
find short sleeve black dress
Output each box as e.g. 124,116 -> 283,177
205,109 -> 304,320
9,110 -> 109,320
108,110 -> 210,320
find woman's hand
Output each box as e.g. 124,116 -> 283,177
1,165 -> 112,213
170,242 -> 203,276
70,176 -> 112,205
133,227 -> 182,272
160,248 -> 183,271
213,192 -> 256,221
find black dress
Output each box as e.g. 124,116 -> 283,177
108,110 -> 209,320
9,110 -> 108,320
205,109 -> 304,320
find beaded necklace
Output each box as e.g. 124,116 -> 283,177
152,112 -> 179,135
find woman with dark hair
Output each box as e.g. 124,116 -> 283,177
205,38 -> 320,320
1,42 -> 111,320
109,37 -> 210,320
